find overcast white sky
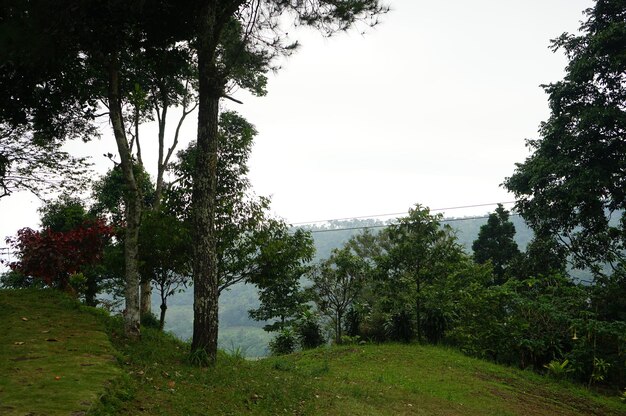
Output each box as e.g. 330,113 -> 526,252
0,0 -> 593,248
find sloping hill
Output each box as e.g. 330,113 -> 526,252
0,290 -> 121,416
110,330 -> 625,415
3,290 -> 624,416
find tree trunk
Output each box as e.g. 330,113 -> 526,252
108,60 -> 141,340
85,273 -> 98,307
336,311 -> 343,344
416,277 -> 421,343
190,2 -> 221,363
159,301 -> 167,330
140,279 -> 152,316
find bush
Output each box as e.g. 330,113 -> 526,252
0,270 -> 42,289
384,310 -> 413,343
141,313 -> 160,329
544,359 -> 573,380
296,312 -> 325,350
340,335 -> 362,345
269,328 -> 297,356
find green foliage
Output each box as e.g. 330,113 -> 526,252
91,164 -> 155,226
140,312 -> 160,329
295,311 -> 326,350
544,359 -> 573,380
269,328 -> 298,356
224,341 -> 248,361
590,357 -> 611,385
0,270 -> 42,289
504,0 -> 626,275
138,209 -> 191,329
0,104 -> 92,201
517,233 -> 568,279
309,246 -> 368,344
39,194 -> 93,232
249,225 -> 314,332
187,348 -> 212,367
471,204 -> 520,283
68,272 -> 87,295
383,310 -> 414,343
379,204 -> 465,343
567,317 -> 626,386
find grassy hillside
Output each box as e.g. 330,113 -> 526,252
2,289 -> 624,416
0,290 -> 121,416
108,331 -> 625,416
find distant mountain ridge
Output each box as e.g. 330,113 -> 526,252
304,213 -> 533,261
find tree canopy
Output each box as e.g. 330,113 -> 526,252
471,204 -> 520,283
504,0 -> 626,277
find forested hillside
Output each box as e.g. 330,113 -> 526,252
160,213 -> 534,355
164,211 -> 600,356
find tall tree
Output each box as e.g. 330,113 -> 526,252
249,226 -> 315,331
471,204 -> 520,283
186,0 -> 388,362
0,0 -> 151,338
91,162 -> 157,316
123,43 -> 199,317
167,111 -> 274,293
503,0 -> 626,278
309,246 -> 367,344
138,210 -> 192,329
383,205 -> 463,343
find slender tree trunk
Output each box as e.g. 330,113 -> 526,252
336,311 -> 343,344
159,300 -> 167,330
154,97 -> 167,210
108,60 -> 141,340
416,277 -> 421,343
85,273 -> 98,307
191,2 -> 221,363
140,279 -> 152,316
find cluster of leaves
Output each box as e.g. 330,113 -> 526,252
5,219 -> 113,289
504,0 -> 626,276
0,124 -> 92,199
268,312 -> 326,356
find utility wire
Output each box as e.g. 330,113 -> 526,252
290,201 -> 516,226
302,213 -> 521,234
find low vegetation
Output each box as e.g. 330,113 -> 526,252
0,290 -> 120,416
3,289 -> 624,415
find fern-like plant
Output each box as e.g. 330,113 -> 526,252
544,359 -> 572,380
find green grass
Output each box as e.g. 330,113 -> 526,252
0,289 -> 121,416
107,328 -> 625,415
2,289 -> 625,416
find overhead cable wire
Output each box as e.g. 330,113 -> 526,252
290,201 -> 516,226
302,213 -> 521,234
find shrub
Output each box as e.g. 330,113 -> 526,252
269,328 -> 297,356
544,359 -> 572,380
141,313 -> 160,329
0,270 -> 42,289
296,312 -> 325,350
384,310 -> 413,343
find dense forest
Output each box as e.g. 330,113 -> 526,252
0,0 -> 624,404
144,214 -> 534,357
